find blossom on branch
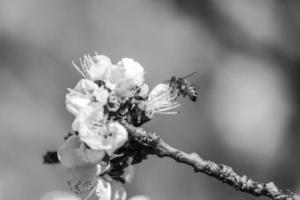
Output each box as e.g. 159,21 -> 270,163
43,52 -> 299,200
51,53 -> 189,200
71,105 -> 128,155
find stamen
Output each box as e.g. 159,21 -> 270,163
154,104 -> 180,112
156,111 -> 179,115
147,91 -> 170,105
80,58 -> 89,77
153,101 -> 178,109
72,61 -> 87,78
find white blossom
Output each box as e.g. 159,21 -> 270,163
95,178 -> 127,200
117,58 -> 145,86
66,92 -> 91,116
142,83 -> 180,118
72,106 -> 128,154
73,78 -> 99,92
57,135 -> 106,168
93,86 -> 110,105
61,54 -> 177,200
66,79 -> 109,116
73,54 -> 112,81
72,55 -> 147,97
112,58 -> 146,97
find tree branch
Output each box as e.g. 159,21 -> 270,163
121,121 -> 299,200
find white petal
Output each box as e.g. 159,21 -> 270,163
148,83 -> 169,101
117,58 -> 145,86
74,79 -> 98,93
78,125 -> 113,151
92,87 -> 109,105
79,122 -> 128,154
95,178 -> 112,200
93,55 -> 112,66
88,55 -> 112,81
111,180 -> 127,200
105,122 -> 128,155
65,93 -> 91,116
128,195 -> 151,200
40,191 -> 80,200
71,105 -> 102,132
58,136 -> 105,168
114,79 -> 135,97
108,65 -> 125,85
138,83 -> 149,97
66,166 -> 99,199
72,105 -> 127,153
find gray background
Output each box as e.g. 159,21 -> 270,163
0,0 -> 300,199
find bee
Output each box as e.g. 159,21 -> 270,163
166,72 -> 198,102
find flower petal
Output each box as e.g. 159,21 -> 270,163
79,122 -> 128,155
65,93 -> 91,116
92,86 -> 109,105
128,195 -> 151,200
74,79 -> 99,93
148,83 -> 169,101
88,55 -> 112,81
67,165 -> 100,199
105,122 -> 128,155
111,180 -> 127,200
57,136 -> 105,168
117,58 -> 145,86
71,105 -> 104,132
111,58 -> 146,97
138,83 -> 149,97
40,191 -> 81,200
95,178 -> 112,200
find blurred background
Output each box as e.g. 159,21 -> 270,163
1,0 -> 300,199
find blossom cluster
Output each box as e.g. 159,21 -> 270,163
58,54 -> 181,200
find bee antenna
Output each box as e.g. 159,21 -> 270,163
181,72 -> 197,79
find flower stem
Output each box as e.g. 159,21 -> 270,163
121,121 -> 299,200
